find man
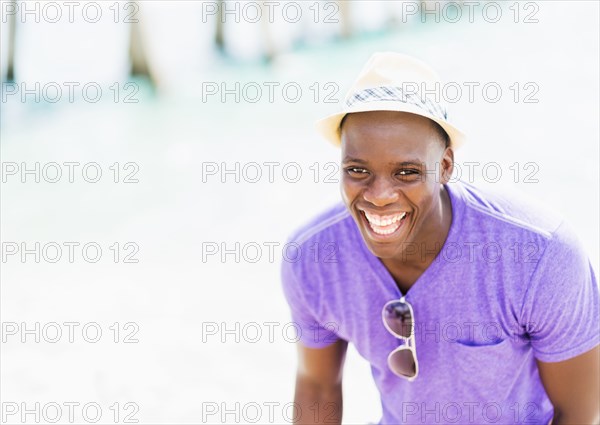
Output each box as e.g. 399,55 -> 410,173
280,52 -> 600,425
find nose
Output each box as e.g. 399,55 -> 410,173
363,176 -> 399,207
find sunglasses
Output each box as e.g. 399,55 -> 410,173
382,296 -> 419,381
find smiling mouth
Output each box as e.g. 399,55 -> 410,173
359,210 -> 409,237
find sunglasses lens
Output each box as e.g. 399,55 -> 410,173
388,349 -> 417,379
383,301 -> 413,338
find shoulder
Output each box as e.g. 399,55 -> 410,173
286,202 -> 354,247
452,180 -> 565,239
280,202 -> 356,286
451,180 -> 591,270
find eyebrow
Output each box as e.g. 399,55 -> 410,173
342,157 -> 425,167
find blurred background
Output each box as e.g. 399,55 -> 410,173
1,1 -> 598,424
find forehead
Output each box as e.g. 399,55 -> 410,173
341,111 -> 439,159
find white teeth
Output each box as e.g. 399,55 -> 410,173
363,211 -> 408,235
364,211 -> 407,226
373,226 -> 397,235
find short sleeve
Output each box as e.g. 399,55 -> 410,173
280,258 -> 341,349
520,220 -> 600,362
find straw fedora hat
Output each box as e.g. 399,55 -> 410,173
315,52 -> 466,149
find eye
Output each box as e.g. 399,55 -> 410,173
397,169 -> 419,176
346,167 -> 369,176
396,169 -> 421,181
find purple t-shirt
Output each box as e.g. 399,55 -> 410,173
281,180 -> 600,425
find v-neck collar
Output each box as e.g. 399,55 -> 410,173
355,182 -> 465,301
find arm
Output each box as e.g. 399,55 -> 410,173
518,221 -> 600,424
293,339 -> 348,425
537,345 -> 600,425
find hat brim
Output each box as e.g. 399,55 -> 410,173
315,101 -> 466,149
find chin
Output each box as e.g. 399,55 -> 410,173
365,231 -> 408,252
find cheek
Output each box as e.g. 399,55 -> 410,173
402,185 -> 435,209
340,177 -> 360,202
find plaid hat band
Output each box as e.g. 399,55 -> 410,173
345,86 -> 448,123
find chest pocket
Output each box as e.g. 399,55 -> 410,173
446,339 -> 520,398
437,339 -> 544,423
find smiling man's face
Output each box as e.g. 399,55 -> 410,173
340,111 -> 454,261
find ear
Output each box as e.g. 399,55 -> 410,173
439,147 -> 454,184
